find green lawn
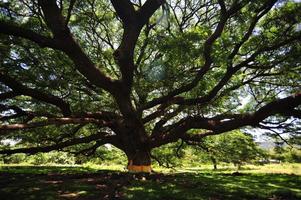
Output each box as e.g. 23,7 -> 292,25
125,172 -> 301,200
0,164 -> 300,200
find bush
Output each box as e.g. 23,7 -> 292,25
27,152 -> 75,165
0,153 -> 27,164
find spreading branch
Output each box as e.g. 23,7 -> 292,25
138,1 -> 242,112
0,21 -> 61,49
0,72 -> 71,116
151,94 -> 301,147
110,0 -> 136,25
0,91 -> 19,101
0,133 -> 117,155
0,1 -> 117,93
37,0 -> 117,92
138,0 -> 166,26
0,117 -> 103,132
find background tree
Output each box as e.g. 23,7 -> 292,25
214,131 -> 265,169
0,0 -> 301,172
189,130 -> 265,169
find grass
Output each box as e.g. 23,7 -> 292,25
0,163 -> 126,174
170,163 -> 301,175
125,172 -> 301,200
0,163 -> 300,200
241,163 -> 301,175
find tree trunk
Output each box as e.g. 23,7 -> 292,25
116,117 -> 152,173
211,157 -> 217,170
126,150 -> 152,173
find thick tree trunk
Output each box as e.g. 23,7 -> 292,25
119,120 -> 152,172
115,116 -> 152,173
125,150 -> 152,173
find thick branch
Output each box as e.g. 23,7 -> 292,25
0,110 -> 120,132
65,0 -> 76,26
0,72 -> 71,116
151,94 -> 301,147
228,0 -> 277,61
137,0 -> 165,26
37,0 -> 68,38
0,91 -> 19,100
0,1 -> 117,93
110,0 -> 136,24
0,117 -> 105,132
38,0 -> 117,92
0,133 -> 117,155
110,0 -> 165,116
0,104 -> 28,121
138,3 -> 232,111
110,0 -> 138,88
0,21 -> 61,49
188,94 -> 301,133
155,32 -> 301,107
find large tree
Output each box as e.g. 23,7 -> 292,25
0,0 -> 300,172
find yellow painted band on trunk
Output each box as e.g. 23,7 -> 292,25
127,160 -> 151,173
128,165 -> 152,173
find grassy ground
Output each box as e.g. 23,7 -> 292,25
152,163 -> 301,175
0,164 -> 300,200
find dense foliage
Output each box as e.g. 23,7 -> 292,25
0,0 -> 300,169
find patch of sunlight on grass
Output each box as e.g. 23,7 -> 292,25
78,191 -> 88,195
0,163 -> 128,174
59,190 -> 88,198
82,162 -> 125,171
225,183 -> 239,187
160,163 -> 301,175
290,188 -> 301,193
128,186 -> 144,191
146,188 -> 155,192
161,184 -> 176,190
267,183 -> 283,188
242,163 -> 301,175
0,164 -> 98,174
151,166 -> 175,173
152,164 -> 242,174
1,163 -> 300,177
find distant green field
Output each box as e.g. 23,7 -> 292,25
0,164 -> 300,200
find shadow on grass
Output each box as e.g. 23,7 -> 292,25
0,166 -> 127,200
124,172 -> 301,200
0,165 -> 300,200
0,165 -> 99,174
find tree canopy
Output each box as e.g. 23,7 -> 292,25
0,0 -> 300,171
